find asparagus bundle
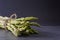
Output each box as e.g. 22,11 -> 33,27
0,14 -> 40,37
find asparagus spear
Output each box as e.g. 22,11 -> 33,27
16,17 -> 38,21
7,26 -> 20,36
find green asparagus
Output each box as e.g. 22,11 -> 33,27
0,15 -> 40,37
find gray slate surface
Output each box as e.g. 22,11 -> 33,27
0,26 -> 60,40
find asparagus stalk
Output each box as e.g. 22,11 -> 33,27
16,17 -> 38,21
7,26 -> 20,36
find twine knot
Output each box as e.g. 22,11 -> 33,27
4,13 -> 17,29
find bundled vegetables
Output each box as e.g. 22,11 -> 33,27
0,14 -> 40,37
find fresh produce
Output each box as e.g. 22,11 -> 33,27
0,14 -> 40,37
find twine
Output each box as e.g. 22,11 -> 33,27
4,13 -> 17,29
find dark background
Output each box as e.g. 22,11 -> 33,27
0,0 -> 60,40
0,0 -> 60,26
